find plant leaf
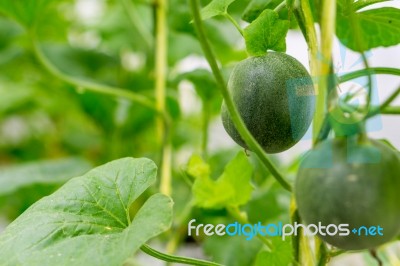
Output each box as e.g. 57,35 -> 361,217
241,0 -> 284,23
253,238 -> 293,266
353,0 -> 391,11
0,158 -> 91,196
192,151 -> 253,209
0,158 -> 173,266
244,9 -> 289,55
0,0 -> 53,27
337,7 -> 400,52
200,0 -> 237,20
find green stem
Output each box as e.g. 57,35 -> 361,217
31,37 -> 157,112
223,13 -> 244,36
155,0 -> 172,196
381,106 -> 400,114
293,2 -> 307,41
339,67 -> 400,83
316,238 -> 329,266
227,206 -> 274,250
274,1 -> 286,12
141,244 -> 222,266
314,0 -> 336,144
190,0 -> 292,192
290,204 -> 300,264
201,101 -> 210,158
368,85 -> 400,117
298,0 -> 318,77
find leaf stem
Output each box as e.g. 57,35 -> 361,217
201,101 -> 210,158
141,244 -> 222,266
223,13 -> 244,36
31,38 -> 157,112
290,203 -> 300,264
380,106 -> 400,114
339,67 -> 400,83
368,84 -> 400,117
298,0 -> 318,77
314,0 -> 336,143
316,238 -> 329,266
155,0 -> 172,196
189,0 -> 292,192
31,32 -> 172,154
274,1 -> 287,13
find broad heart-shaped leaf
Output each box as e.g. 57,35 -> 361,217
200,0 -> 237,20
337,7 -> 400,52
244,9 -> 289,55
0,158 -> 173,266
0,158 -> 91,196
0,0 -> 53,27
191,151 -> 253,209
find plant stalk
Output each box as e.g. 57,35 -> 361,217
189,0 -> 292,192
223,13 -> 244,36
141,244 -> 222,266
155,0 -> 172,196
339,67 -> 400,83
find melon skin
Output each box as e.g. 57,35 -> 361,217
221,52 -> 315,154
295,137 -> 400,250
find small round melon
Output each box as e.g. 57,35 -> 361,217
295,137 -> 400,250
221,52 -> 315,153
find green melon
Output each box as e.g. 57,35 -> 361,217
221,52 -> 315,153
295,137 -> 400,250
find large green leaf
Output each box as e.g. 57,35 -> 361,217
0,0 -> 54,27
0,158 -> 91,196
190,151 -> 253,209
337,7 -> 400,52
0,158 -> 173,266
244,9 -> 289,55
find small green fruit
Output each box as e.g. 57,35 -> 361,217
221,52 -> 315,153
295,137 -> 400,250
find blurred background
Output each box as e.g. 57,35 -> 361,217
0,0 -> 399,265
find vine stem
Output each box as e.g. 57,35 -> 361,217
141,244 -> 222,266
314,0 -> 336,263
223,13 -> 244,36
189,0 -> 292,192
367,84 -> 400,117
274,1 -> 286,12
339,67 -> 400,83
201,101 -> 210,157
315,0 -> 336,144
381,106 -> 400,114
298,0 -> 318,79
155,0 -> 172,196
31,37 -> 157,112
290,201 -> 300,264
